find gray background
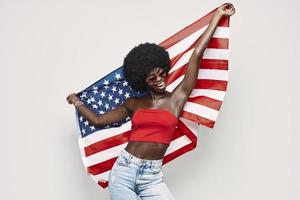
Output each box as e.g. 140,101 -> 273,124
1,0 -> 299,199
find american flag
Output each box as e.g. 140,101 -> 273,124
74,7 -> 230,189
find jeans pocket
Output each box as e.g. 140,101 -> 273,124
144,165 -> 162,175
115,156 -> 128,166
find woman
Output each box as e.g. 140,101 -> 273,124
66,3 -> 235,199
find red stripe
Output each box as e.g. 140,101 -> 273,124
195,79 -> 228,91
188,96 -> 223,111
84,131 -> 130,157
208,38 -> 228,49
98,181 -> 108,189
88,157 -> 117,175
166,64 -> 187,85
181,110 -> 216,128
200,59 -> 228,70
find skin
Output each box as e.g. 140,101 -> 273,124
67,3 -> 235,160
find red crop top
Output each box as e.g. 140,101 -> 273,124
128,109 -> 178,145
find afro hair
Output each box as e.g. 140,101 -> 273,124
123,42 -> 171,92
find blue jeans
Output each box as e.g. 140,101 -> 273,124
108,148 -> 175,200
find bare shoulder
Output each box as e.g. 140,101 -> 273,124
122,97 -> 138,113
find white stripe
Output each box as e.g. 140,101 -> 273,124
80,121 -> 131,147
190,89 -> 226,101
166,69 -> 228,92
169,48 -> 228,73
179,117 -> 200,137
199,69 -> 228,81
168,49 -> 193,73
165,135 -> 192,155
204,48 -> 228,60
92,170 -> 111,183
84,143 -> 127,167
213,26 -> 229,38
166,76 -> 183,92
166,26 -> 229,58
183,101 -> 219,121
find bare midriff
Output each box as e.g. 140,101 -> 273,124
125,141 -> 168,160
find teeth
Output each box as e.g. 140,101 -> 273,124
157,82 -> 165,88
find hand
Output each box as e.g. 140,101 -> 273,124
66,93 -> 79,105
217,3 -> 235,17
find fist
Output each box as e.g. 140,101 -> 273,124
217,3 -> 235,17
66,93 -> 79,104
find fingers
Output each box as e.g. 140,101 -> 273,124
66,93 -> 77,104
222,2 -> 235,16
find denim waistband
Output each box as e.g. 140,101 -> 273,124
120,148 -> 163,167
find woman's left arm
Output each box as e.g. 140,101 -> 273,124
170,3 -> 235,113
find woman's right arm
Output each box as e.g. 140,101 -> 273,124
66,93 -> 133,127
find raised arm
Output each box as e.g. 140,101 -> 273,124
66,93 -> 133,127
170,3 -> 235,112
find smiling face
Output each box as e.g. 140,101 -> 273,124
145,67 -> 168,93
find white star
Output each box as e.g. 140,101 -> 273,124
124,92 -> 130,99
123,80 -> 128,87
84,121 -> 89,126
87,99 -> 92,104
103,79 -> 109,85
92,104 -> 98,109
111,86 -> 117,92
105,103 -> 109,110
100,91 -> 105,97
90,97 -> 95,102
97,100 -> 103,106
92,90 -> 98,94
115,73 -> 122,80
93,86 -> 98,90
89,125 -> 95,131
104,85 -> 109,89
114,98 -> 120,104
80,116 -> 84,122
81,128 -> 86,135
108,94 -> 113,101
80,92 -> 87,100
118,89 -> 123,95
99,110 -> 105,114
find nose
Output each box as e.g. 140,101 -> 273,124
156,76 -> 164,83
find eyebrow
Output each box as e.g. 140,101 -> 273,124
149,68 -> 164,76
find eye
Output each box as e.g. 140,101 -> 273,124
148,76 -> 156,81
160,69 -> 168,76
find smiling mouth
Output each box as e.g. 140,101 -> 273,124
156,81 -> 165,89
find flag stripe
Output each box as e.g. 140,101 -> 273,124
188,96 -> 223,111
181,111 -> 215,128
189,89 -> 226,101
183,101 -> 219,121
